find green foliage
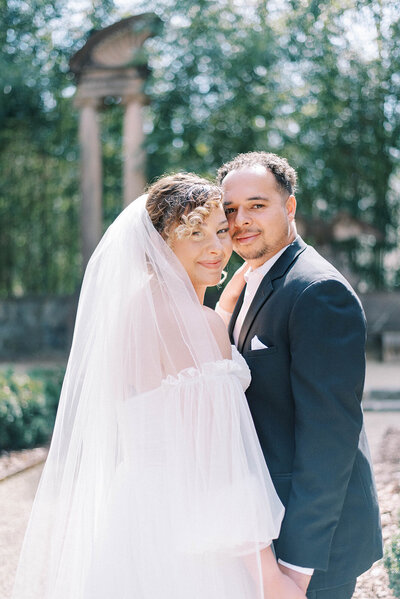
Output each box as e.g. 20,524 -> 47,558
0,369 -> 48,450
0,0 -> 399,295
142,0 -> 281,178
276,0 -> 400,288
102,102 -> 124,227
28,366 -> 65,413
0,0 -> 118,297
385,529 -> 400,597
0,367 -> 63,452
141,0 -> 400,290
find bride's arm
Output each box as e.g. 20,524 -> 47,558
203,307 -> 232,359
217,262 -> 249,315
246,547 -> 307,599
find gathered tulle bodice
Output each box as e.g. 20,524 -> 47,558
144,345 -> 251,393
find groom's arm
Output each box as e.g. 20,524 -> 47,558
275,278 -> 366,571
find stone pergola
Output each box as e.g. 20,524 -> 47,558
70,14 -> 160,267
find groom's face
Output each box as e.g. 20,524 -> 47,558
222,165 -> 296,268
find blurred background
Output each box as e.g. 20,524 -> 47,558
0,0 -> 399,361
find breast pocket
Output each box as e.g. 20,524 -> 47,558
245,346 -> 278,358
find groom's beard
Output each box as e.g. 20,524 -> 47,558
231,224 -> 292,263
234,244 -> 269,262
231,229 -> 270,262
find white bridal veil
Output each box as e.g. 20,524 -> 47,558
12,196 -> 283,599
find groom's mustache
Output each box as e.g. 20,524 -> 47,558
232,229 -> 262,240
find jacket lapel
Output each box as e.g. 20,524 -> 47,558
228,286 -> 245,343
236,237 -> 308,353
237,276 -> 273,352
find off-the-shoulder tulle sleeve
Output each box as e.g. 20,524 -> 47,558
161,345 -> 251,392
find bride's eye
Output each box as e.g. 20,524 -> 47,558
217,228 -> 229,235
191,230 -> 203,238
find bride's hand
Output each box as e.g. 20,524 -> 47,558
218,262 -> 249,314
256,547 -> 308,599
271,572 -> 308,599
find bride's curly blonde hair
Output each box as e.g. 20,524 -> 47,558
146,173 -> 223,242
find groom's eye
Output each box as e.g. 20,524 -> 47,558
224,207 -> 236,215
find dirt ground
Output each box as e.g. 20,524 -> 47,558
0,411 -> 399,599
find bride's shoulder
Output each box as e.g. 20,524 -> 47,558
202,306 -> 232,360
202,305 -> 227,333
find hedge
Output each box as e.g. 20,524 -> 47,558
0,367 -> 64,452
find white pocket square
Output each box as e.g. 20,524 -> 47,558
251,335 -> 269,350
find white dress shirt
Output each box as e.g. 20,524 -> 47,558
232,246 -> 288,345
216,241 -> 314,577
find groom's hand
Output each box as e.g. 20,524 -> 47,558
278,564 -> 311,594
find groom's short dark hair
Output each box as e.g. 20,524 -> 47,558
217,152 -> 297,196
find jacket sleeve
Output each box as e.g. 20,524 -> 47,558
275,278 -> 366,570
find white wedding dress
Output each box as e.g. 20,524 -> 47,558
83,347 -> 284,599
80,347 -> 283,599
12,196 -> 283,599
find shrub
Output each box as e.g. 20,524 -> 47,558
0,367 -> 64,452
28,367 -> 64,419
385,530 -> 400,598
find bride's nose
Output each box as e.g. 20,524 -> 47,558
208,237 -> 224,255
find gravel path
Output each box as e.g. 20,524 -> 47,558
353,419 -> 400,599
0,465 -> 43,599
1,411 -> 399,599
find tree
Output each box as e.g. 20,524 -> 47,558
139,0 -> 281,180
1,0 -> 398,296
139,0 -> 400,290
0,0 -> 118,296
277,0 -> 400,288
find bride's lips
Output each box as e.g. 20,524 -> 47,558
235,232 -> 261,244
198,259 -> 223,269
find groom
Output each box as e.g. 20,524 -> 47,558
216,152 -> 382,598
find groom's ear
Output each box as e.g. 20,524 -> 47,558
286,194 -> 296,221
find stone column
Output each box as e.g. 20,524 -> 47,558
122,95 -> 146,207
77,98 -> 103,268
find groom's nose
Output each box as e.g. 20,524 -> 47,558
234,206 -> 251,228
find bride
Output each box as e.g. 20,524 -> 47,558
12,173 -> 306,599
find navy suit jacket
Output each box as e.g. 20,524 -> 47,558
229,237 -> 382,590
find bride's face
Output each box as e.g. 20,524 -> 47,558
171,205 -> 232,291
